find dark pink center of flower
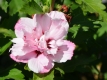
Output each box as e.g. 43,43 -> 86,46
35,50 -> 41,57
46,39 -> 52,49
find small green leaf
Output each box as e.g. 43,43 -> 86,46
91,66 -> 99,74
0,68 -> 24,80
55,67 -> 64,76
0,0 -> 8,12
69,25 -> 80,38
0,41 -> 12,55
0,28 -> 16,38
94,22 -> 107,39
24,64 -> 30,71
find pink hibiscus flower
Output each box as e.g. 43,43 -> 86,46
10,11 -> 76,73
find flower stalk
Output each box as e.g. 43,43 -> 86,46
50,0 -> 55,12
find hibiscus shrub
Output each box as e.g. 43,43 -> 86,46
0,0 -> 107,80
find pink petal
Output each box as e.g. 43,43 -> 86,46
10,42 -> 37,56
33,24 -> 43,39
47,48 -> 57,55
48,40 -> 56,48
10,51 -> 36,63
53,40 -> 76,63
15,18 -> 36,38
45,19 -> 67,40
10,38 -> 25,56
33,13 -> 51,33
28,54 -> 54,73
39,35 -> 47,49
49,11 -> 69,31
49,11 -> 66,21
22,45 -> 37,54
56,39 -> 64,46
11,38 -> 24,44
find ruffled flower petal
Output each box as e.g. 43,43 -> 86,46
15,18 -> 36,38
45,19 -> 67,40
49,11 -> 66,21
28,54 -> 54,73
10,51 -> 36,63
52,40 -> 75,63
33,13 -> 51,33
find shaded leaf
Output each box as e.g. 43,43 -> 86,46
104,72 -> 107,80
55,67 -> 64,76
64,55 -> 97,72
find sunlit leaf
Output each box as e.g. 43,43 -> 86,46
69,25 -> 80,38
33,70 -> 54,80
0,41 -> 12,55
0,68 -> 24,80
21,0 -> 43,15
9,0 -> 27,15
0,28 -> 16,38
75,0 -> 107,22
64,0 -> 72,5
94,22 -> 107,39
0,0 -> 8,12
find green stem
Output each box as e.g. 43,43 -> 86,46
50,0 -> 55,12
33,73 -> 44,80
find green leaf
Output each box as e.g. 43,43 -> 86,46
75,0 -> 107,22
64,0 -> 72,5
94,22 -> 107,39
9,0 -> 25,15
91,66 -> 99,74
33,70 -> 54,80
71,3 -> 79,10
64,55 -> 97,72
104,72 -> 107,79
34,0 -> 51,13
0,41 -> 12,55
69,25 -> 80,38
55,67 -> 64,76
0,28 -> 16,38
0,68 -> 24,80
0,0 -> 8,12
21,0 -> 43,15
24,64 -> 30,71
76,0 -> 105,12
